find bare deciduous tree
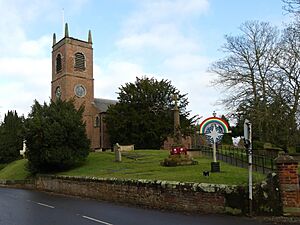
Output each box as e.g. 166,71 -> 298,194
283,0 -> 300,15
210,21 -> 279,141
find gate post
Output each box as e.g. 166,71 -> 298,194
275,154 -> 300,216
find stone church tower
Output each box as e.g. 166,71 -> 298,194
51,23 -> 115,150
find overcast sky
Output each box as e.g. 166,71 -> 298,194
0,0 -> 291,122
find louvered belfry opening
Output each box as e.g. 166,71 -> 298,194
56,54 -> 62,73
74,52 -> 85,70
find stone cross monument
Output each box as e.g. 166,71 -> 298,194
173,95 -> 182,146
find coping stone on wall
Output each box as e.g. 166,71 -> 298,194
38,174 -> 237,194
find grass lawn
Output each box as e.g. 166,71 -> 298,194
0,164 -> 7,171
0,150 -> 266,185
0,159 -> 30,180
58,150 -> 266,185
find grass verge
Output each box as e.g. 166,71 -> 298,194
0,164 -> 7,171
0,159 -> 30,180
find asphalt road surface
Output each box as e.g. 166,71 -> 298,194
0,187 -> 269,225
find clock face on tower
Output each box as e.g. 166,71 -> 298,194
74,84 -> 86,97
55,86 -> 61,99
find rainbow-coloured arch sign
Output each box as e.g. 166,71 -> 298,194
200,117 -> 229,134
199,117 -> 230,144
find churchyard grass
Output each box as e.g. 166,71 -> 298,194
0,150 -> 267,185
58,150 -> 266,185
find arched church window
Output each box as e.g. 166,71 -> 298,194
55,86 -> 62,99
94,115 -> 100,127
56,54 -> 62,73
74,52 -> 85,70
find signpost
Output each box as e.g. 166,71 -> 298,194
244,119 -> 252,216
199,112 -> 230,172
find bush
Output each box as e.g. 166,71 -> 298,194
253,173 -> 282,215
252,141 -> 264,150
25,99 -> 90,173
225,173 -> 282,215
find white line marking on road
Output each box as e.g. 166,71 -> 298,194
36,202 -> 55,209
82,215 -> 113,225
27,199 -> 55,209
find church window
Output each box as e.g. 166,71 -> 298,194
56,54 -> 62,73
74,84 -> 86,97
94,116 -> 100,127
74,52 -> 85,70
55,86 -> 62,99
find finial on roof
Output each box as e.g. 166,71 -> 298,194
53,33 -> 56,45
65,23 -> 69,37
88,30 -> 92,44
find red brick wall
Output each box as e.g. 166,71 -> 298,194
277,164 -> 300,207
276,154 -> 300,216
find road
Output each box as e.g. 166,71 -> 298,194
0,187 -> 268,225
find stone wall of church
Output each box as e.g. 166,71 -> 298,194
52,37 -> 101,149
84,113 -> 98,149
100,113 -> 111,149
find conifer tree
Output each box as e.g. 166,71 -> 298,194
25,99 -> 90,173
0,111 -> 24,163
105,77 -> 194,149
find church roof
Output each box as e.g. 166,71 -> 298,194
94,98 -> 117,112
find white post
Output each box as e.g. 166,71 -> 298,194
244,119 -> 252,216
248,122 -> 253,216
213,141 -> 217,163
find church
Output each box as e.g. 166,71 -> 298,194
51,24 -> 116,150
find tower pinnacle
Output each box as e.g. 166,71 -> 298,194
53,33 -> 56,45
88,30 -> 92,44
65,23 -> 69,37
